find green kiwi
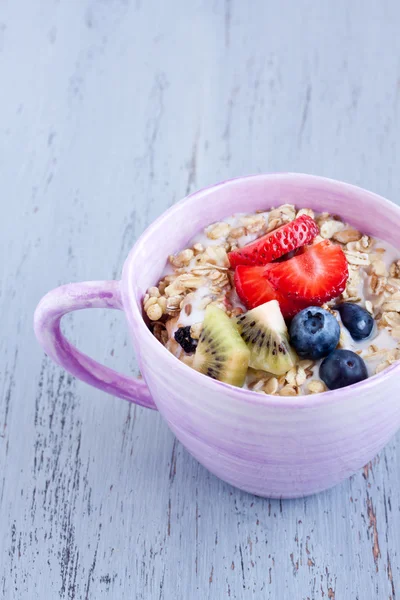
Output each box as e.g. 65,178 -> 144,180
193,305 -> 250,387
235,300 -> 297,375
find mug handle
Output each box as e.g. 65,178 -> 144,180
33,280 -> 157,410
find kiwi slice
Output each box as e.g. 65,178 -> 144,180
193,305 -> 250,387
235,300 -> 297,375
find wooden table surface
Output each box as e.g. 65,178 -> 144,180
1,1 -> 400,598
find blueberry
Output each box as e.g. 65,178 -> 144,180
320,349 -> 368,390
336,303 -> 374,341
289,307 -> 340,359
174,326 -> 198,353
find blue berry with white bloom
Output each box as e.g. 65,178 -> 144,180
289,307 -> 340,360
336,303 -> 374,341
320,349 -> 368,390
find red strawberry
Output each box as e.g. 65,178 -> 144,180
234,265 -> 305,318
228,215 -> 319,267
267,240 -> 349,305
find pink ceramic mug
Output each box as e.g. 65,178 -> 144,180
34,173 -> 400,498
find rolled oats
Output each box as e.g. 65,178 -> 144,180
266,218 -> 282,232
390,327 -> 400,340
307,380 -> 326,394
382,299 -> 400,313
344,250 -> 370,267
365,300 -> 373,314
229,226 -> 246,239
271,204 -> 296,222
206,222 -> 231,240
333,228 -> 362,244
193,243 -> 205,254
279,384 -> 298,396
145,203 -> 400,391
190,322 -> 203,340
385,278 -> 400,293
370,273 -> 387,295
390,260 -> 400,278
295,365 -> 307,387
250,379 -> 269,392
239,214 -> 267,233
167,295 -> 184,309
169,249 -> 194,268
375,360 -> 391,374
285,367 -> 297,386
315,212 -> 329,225
320,219 -> 345,240
264,377 -> 279,395
298,359 -> 314,370
370,255 -> 387,277
204,246 -> 230,267
380,311 -> 400,327
296,208 -> 315,219
347,235 -> 373,253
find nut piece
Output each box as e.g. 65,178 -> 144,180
146,303 -> 163,321
148,286 -> 161,298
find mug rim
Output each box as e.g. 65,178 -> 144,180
122,172 -> 400,408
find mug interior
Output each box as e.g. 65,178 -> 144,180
127,173 -> 400,305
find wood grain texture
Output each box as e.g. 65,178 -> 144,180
1,0 -> 400,598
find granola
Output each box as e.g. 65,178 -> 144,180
143,205 -> 400,395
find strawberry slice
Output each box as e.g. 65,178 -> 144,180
234,265 -> 305,318
267,240 -> 349,305
228,215 -> 319,267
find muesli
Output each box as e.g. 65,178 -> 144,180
143,205 -> 400,394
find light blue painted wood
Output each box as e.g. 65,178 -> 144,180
1,0 -> 400,597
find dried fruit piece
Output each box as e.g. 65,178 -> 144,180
174,326 -> 198,354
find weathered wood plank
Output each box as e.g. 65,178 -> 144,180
1,0 -> 400,598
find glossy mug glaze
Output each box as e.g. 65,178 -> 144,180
34,174 -> 400,498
